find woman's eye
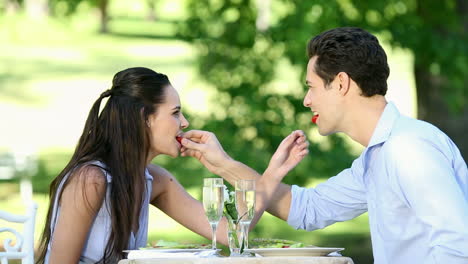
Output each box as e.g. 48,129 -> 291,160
173,111 -> 180,116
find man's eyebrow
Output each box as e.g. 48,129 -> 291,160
172,106 -> 181,110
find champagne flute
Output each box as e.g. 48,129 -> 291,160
203,178 -> 225,250
235,179 -> 255,250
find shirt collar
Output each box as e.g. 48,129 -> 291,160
367,102 -> 400,148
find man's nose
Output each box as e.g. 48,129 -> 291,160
303,91 -> 311,107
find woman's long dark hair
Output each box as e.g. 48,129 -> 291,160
36,67 -> 170,263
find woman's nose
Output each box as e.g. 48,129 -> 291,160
180,113 -> 189,129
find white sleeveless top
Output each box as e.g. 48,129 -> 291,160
44,161 -> 154,264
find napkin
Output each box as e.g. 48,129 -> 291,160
126,249 -> 220,259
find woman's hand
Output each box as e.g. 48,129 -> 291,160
266,130 -> 309,180
180,130 -> 233,174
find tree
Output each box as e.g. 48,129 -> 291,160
179,0 -> 468,167
146,0 -> 157,21
271,0 -> 468,158
24,0 -> 49,18
178,0 -> 357,187
49,0 -> 110,33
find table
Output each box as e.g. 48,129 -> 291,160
118,256 -> 354,264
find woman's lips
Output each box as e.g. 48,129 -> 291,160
312,114 -> 319,124
176,136 -> 183,144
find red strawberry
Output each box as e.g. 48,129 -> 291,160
176,136 -> 183,144
312,114 -> 319,124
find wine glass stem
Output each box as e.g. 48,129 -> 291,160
240,222 -> 250,249
210,222 -> 218,250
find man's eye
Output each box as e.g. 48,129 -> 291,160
173,111 -> 180,116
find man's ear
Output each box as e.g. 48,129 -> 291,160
336,72 -> 351,96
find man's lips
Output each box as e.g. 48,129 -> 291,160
312,114 -> 319,124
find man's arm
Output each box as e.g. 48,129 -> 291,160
181,130 -> 308,226
266,183 -> 292,220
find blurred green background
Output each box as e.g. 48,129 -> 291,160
1,0 -> 467,263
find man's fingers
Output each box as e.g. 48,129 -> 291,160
189,137 -> 203,144
299,149 -> 309,157
181,138 -> 205,152
281,131 -> 300,146
299,140 -> 309,149
181,148 -> 202,158
295,135 -> 307,144
182,130 -> 208,140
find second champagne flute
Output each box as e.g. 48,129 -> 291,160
202,178 -> 225,250
235,179 -> 256,251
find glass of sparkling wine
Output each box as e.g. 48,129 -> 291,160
203,178 -> 225,250
235,179 -> 256,251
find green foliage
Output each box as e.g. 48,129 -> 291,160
32,151 -> 73,194
224,200 -> 238,223
178,0 -> 467,186
48,0 -> 100,17
270,0 -> 467,112
178,0 -> 357,187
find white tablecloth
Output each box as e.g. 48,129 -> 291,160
118,256 -> 354,264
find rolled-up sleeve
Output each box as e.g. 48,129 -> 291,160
287,156 -> 368,230
287,185 -> 312,229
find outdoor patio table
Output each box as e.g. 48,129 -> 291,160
118,256 -> 354,264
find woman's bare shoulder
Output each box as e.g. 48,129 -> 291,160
60,164 -> 107,212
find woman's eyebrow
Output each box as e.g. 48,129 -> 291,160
172,106 -> 181,110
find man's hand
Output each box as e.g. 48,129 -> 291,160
266,130 -> 309,180
180,130 -> 233,174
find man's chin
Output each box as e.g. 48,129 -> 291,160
318,127 -> 335,136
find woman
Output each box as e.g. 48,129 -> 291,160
36,67 -> 309,264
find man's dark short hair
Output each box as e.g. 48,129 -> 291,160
307,27 -> 390,97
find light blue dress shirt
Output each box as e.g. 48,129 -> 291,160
288,102 -> 468,264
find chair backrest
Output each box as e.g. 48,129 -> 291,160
0,202 -> 38,264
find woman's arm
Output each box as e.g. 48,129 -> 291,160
48,166 -> 106,264
148,164 -> 228,246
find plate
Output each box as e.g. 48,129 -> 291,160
244,247 -> 344,257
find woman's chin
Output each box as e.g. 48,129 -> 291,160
153,148 -> 180,158
166,150 -> 179,158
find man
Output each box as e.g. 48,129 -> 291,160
180,27 -> 468,264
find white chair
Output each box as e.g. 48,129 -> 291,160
0,202 -> 38,264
